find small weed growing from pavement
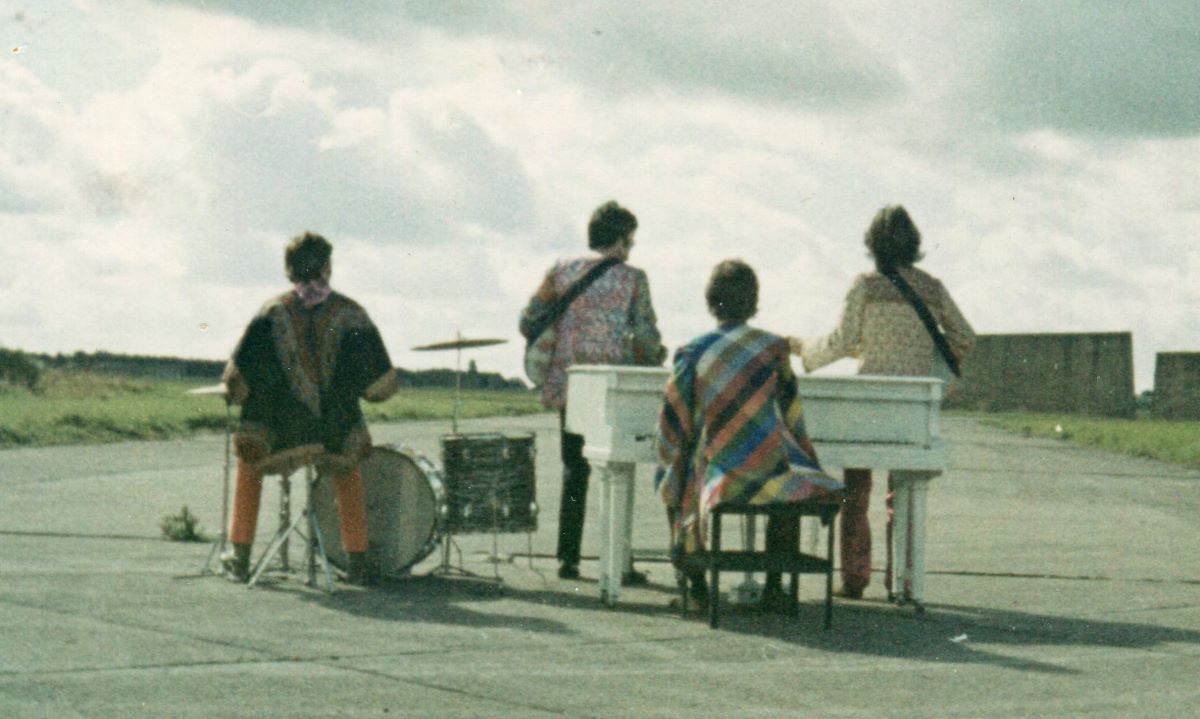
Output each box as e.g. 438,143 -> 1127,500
160,505 -> 208,542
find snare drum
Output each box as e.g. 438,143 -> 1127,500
314,445 -> 445,577
441,432 -> 537,534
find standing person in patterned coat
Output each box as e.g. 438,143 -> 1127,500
791,205 -> 975,599
519,201 -> 666,581
221,232 -> 399,585
657,260 -> 844,610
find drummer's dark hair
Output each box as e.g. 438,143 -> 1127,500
588,200 -> 638,250
865,205 -> 923,272
285,232 -> 332,283
705,259 -> 758,323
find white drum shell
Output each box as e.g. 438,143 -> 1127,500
314,445 -> 445,577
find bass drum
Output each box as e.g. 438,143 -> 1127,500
314,445 -> 445,578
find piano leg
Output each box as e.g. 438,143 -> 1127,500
891,471 -> 937,613
622,463 -> 636,581
596,460 -> 636,606
597,460 -> 613,603
890,474 -> 911,604
908,474 -> 933,613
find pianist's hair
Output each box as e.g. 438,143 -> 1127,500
865,205 -> 924,273
705,259 -> 758,323
588,201 -> 638,250
285,232 -> 333,283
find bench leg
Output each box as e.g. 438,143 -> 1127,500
709,513 -> 721,628
789,572 -> 799,617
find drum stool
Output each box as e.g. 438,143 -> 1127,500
246,466 -> 337,593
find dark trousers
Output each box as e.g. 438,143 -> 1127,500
557,411 -> 590,565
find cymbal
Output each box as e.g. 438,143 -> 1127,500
186,383 -> 228,396
412,337 -> 508,351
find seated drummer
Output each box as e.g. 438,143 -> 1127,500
656,260 -> 844,610
221,232 -> 399,585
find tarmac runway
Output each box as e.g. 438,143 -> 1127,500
1,414 -> 1198,717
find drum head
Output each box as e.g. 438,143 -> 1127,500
314,446 -> 444,577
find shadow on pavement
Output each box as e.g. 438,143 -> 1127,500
703,597 -> 1200,674
267,570 -> 698,632
244,575 -> 574,636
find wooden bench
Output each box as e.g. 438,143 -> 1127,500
677,499 -> 842,629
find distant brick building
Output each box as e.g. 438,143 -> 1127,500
943,332 -> 1135,417
1153,352 -> 1200,420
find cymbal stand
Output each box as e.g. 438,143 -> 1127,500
201,401 -> 234,575
452,332 -> 462,434
247,465 -> 337,593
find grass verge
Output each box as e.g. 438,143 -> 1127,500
959,410 -> 1200,470
0,371 -> 544,449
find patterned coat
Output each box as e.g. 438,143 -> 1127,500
223,290 -> 398,477
801,266 -> 975,376
520,256 -> 665,409
656,323 -> 844,554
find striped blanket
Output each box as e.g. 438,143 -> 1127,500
656,323 -> 843,554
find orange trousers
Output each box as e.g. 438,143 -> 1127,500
230,459 -> 368,553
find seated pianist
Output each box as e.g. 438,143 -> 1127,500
655,259 -> 845,611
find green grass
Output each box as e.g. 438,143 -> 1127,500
0,371 -> 544,449
957,410 -> 1200,470
10,372 -> 1196,472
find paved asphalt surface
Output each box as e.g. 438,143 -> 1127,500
1,413 -> 1198,717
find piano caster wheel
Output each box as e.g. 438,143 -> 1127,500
887,592 -> 898,604
913,602 -> 926,615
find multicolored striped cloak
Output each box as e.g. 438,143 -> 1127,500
656,323 -> 843,554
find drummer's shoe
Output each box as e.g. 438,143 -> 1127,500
221,543 -> 251,583
345,552 -> 379,587
557,562 -> 580,580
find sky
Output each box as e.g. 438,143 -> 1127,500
2,0 -> 1198,392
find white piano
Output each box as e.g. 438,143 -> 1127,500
565,365 -> 669,605
796,374 -> 945,612
566,365 -> 946,610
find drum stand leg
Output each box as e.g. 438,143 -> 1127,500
430,533 -> 496,582
482,484 -> 507,583
247,466 -> 336,594
201,402 -> 234,575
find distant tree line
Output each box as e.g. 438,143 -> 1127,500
0,348 -> 42,390
35,351 -> 226,380
8,349 -> 527,391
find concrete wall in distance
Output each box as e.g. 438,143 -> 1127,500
944,332 -> 1135,417
1153,352 -> 1200,420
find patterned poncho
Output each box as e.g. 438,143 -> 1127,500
656,323 -> 844,554
224,290 -> 398,477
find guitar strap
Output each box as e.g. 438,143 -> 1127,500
525,258 -> 621,344
881,269 -> 961,377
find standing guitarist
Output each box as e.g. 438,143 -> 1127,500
519,201 -> 666,582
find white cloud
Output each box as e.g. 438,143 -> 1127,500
1,0 -> 1196,393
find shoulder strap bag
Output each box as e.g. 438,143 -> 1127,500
523,258 -> 621,386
